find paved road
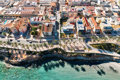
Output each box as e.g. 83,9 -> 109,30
56,11 -> 61,39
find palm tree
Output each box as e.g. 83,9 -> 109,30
54,40 -> 58,44
39,44 -> 42,47
62,39 -> 65,43
11,43 -> 14,47
29,44 -> 32,48
59,40 -> 62,48
49,43 -> 53,48
40,44 -> 44,49
0,41 -> 2,45
79,38 -> 82,42
26,45 -> 29,50
22,44 -> 25,49
62,45 -> 66,50
18,43 -> 21,45
36,44 -> 39,48
14,42 -> 18,47
33,44 -> 36,50
70,38 -> 73,42
73,41 -> 76,46
70,48 -> 73,52
39,25 -> 42,43
43,43 -> 47,48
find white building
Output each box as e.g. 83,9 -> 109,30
76,19 -> 84,31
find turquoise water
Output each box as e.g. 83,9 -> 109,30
0,60 -> 120,80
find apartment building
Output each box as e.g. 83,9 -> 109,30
82,17 -> 92,34
90,17 -> 101,34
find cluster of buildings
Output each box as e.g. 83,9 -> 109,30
60,0 -> 120,38
0,0 -> 59,40
0,0 -> 119,40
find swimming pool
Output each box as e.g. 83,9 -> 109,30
4,20 -> 7,24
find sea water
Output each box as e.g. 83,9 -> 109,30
0,60 -> 120,80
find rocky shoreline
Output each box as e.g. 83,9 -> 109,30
0,48 -> 119,68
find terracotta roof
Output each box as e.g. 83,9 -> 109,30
88,10 -> 92,15
82,17 -> 91,30
51,2 -> 56,6
92,13 -> 96,16
44,24 -> 48,32
23,7 -> 35,10
91,17 -> 101,29
83,17 -> 90,26
47,24 -> 53,32
112,25 -> 120,29
86,6 -> 95,11
91,17 -> 97,27
13,18 -> 29,32
95,26 -> 101,29
21,11 -> 34,15
113,12 -> 118,16
2,23 -> 13,28
86,26 -> 92,30
43,24 -> 53,32
117,18 -> 120,21
19,25 -> 27,32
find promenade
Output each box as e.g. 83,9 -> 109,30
0,37 -> 120,57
